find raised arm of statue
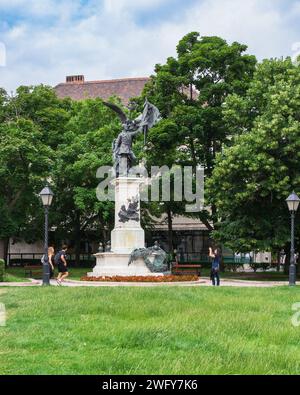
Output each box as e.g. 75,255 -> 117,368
127,121 -> 143,137
129,128 -> 142,137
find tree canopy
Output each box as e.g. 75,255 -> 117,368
140,33 -> 257,239
2,32 -> 299,263
208,58 -> 300,254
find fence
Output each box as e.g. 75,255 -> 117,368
177,253 -> 251,265
8,253 -> 96,268
8,252 -> 251,268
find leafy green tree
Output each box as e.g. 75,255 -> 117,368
7,85 -> 71,148
141,33 -> 257,236
208,58 -> 300,267
141,119 -> 186,252
52,98 -> 120,264
0,85 -> 71,261
0,118 -> 53,260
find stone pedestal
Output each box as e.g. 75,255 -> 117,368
89,177 -> 152,277
89,253 -> 153,277
111,177 -> 145,254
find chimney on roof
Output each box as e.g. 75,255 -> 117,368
66,75 -> 85,84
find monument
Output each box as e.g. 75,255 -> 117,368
89,100 -> 167,277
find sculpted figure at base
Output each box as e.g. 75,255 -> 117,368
128,242 -> 168,273
118,197 -> 139,223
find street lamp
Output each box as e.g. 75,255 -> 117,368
286,191 -> 300,286
39,185 -> 54,286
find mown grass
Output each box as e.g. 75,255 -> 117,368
5,266 -> 297,283
3,269 -> 30,283
4,267 -> 90,282
0,286 -> 300,375
201,268 -> 297,282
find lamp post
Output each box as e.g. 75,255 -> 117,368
286,191 -> 300,287
39,185 -> 54,286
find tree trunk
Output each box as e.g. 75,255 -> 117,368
284,244 -> 291,275
0,238 -> 9,266
167,208 -> 173,254
0,239 -> 5,261
198,212 -> 214,232
276,251 -> 281,272
74,212 -> 81,267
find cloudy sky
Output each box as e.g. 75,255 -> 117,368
0,0 -> 300,92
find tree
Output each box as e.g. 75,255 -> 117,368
52,98 -> 120,265
141,33 -> 257,236
207,58 -> 300,266
7,85 -> 71,148
0,85 -> 71,261
0,118 -> 53,261
141,119 -> 186,252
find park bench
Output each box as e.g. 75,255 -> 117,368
24,265 -> 43,279
172,264 -> 202,276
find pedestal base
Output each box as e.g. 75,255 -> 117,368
111,228 -> 145,254
88,252 -> 163,277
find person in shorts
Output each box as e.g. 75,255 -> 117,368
56,245 -> 69,285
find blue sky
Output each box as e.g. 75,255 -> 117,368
0,0 -> 300,91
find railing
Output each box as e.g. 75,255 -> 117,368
8,253 -> 96,267
177,253 -> 251,265
177,253 -> 210,264
8,252 -> 251,267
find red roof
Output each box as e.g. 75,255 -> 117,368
54,77 -> 150,104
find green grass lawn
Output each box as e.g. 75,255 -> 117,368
201,268 -> 297,282
4,267 -> 91,282
0,286 -> 300,375
3,268 -> 31,283
5,266 -> 297,283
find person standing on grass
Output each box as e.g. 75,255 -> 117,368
209,247 -> 221,286
55,245 -> 69,285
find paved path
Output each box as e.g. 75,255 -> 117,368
0,280 -> 40,287
0,278 -> 288,288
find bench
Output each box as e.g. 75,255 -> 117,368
172,264 -> 202,276
24,265 -> 43,279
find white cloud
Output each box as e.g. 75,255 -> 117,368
103,0 -> 168,13
0,0 -> 299,92
0,42 -> 6,67
0,0 -> 81,19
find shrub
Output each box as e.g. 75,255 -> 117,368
0,259 -> 5,282
249,262 -> 271,272
224,263 -> 245,272
81,275 -> 200,283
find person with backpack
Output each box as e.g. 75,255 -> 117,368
209,247 -> 221,286
55,245 -> 69,285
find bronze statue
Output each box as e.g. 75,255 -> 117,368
104,99 -> 161,177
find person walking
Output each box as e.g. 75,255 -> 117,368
55,245 -> 69,285
209,247 -> 221,286
41,247 -> 55,280
48,247 -> 55,279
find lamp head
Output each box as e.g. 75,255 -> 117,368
39,185 -> 54,207
286,191 -> 300,213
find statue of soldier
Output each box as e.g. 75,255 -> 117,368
104,100 -> 161,177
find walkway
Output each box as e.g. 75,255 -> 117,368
0,278 -> 288,288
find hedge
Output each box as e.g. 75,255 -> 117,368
0,259 -> 5,282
